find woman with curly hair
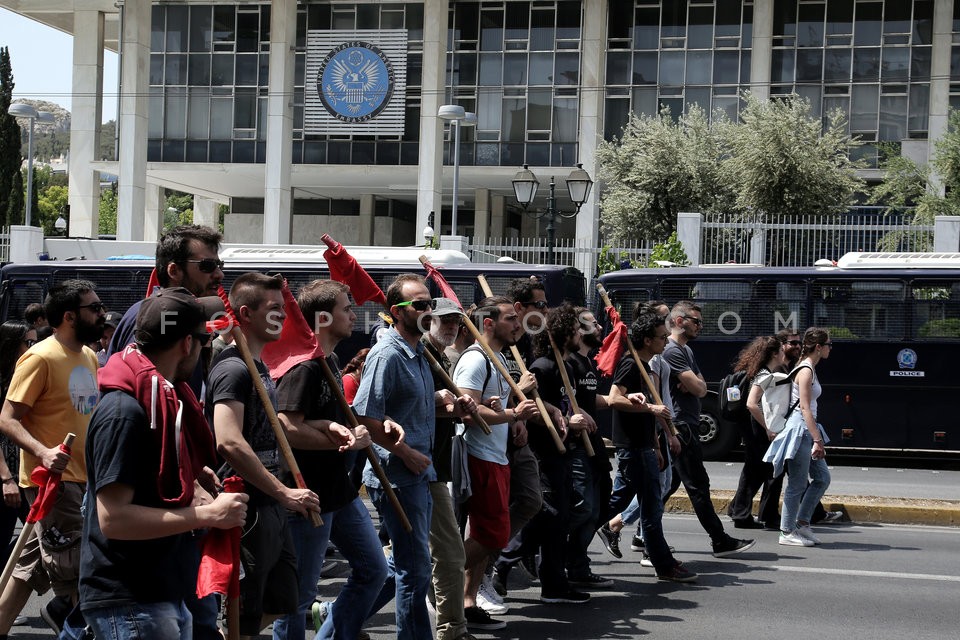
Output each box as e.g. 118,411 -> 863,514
727,336 -> 786,529
764,327 -> 833,546
341,347 -> 369,405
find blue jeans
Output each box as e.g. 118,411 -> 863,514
620,445 -> 671,536
273,496 -> 387,640
781,431 -> 832,532
85,601 -> 191,640
606,448 -> 675,574
367,481 -> 434,640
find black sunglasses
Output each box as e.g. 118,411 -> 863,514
186,258 -> 225,273
77,302 -> 106,313
683,315 -> 703,326
396,299 -> 434,312
521,300 -> 548,310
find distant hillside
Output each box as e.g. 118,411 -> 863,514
11,99 -> 116,162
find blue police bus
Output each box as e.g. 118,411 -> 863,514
597,253 -> 960,459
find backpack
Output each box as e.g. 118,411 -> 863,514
719,370 -> 750,421
757,363 -> 812,434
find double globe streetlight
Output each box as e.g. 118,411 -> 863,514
512,163 -> 594,263
438,105 -> 477,237
7,103 -> 55,228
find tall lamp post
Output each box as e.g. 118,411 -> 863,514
512,163 -> 593,264
7,104 -> 55,227
438,105 -> 477,237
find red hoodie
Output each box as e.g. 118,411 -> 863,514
98,345 -> 217,507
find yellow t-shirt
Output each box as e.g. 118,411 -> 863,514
5,337 -> 99,486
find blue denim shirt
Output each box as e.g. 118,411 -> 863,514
353,328 -> 436,488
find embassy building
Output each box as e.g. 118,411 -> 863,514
6,0 -> 959,269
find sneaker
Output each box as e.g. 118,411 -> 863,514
779,530 -> 814,547
477,577 -> 508,615
480,574 -> 505,606
540,588 -> 591,604
796,525 -> 822,545
519,554 -> 539,580
712,537 -> 756,558
12,614 -> 28,626
320,559 -> 338,578
596,524 -> 623,559
640,551 -> 654,568
311,601 -> 329,633
630,535 -> 645,552
40,594 -> 72,635
657,563 -> 698,583
732,518 -> 765,529
493,554 -> 521,595
568,571 -> 614,589
464,605 -> 506,631
819,510 -> 844,524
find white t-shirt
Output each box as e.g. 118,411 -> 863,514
452,347 -> 512,465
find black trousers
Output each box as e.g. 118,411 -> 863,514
728,418 -> 782,525
663,423 -> 726,543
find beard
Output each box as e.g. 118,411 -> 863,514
75,317 -> 105,344
582,331 -> 602,349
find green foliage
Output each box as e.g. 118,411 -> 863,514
0,47 -> 23,228
919,318 -> 960,338
646,232 -> 690,267
824,326 -> 858,339
36,184 -> 68,235
596,246 -> 636,275
99,186 -> 118,236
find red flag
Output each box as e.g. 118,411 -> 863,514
594,305 -> 627,378
26,442 -> 71,524
205,286 -> 237,334
261,280 -> 325,381
145,268 -> 160,299
422,260 -> 462,309
321,234 -> 387,308
196,476 -> 245,599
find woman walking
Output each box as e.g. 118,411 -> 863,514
764,328 -> 833,547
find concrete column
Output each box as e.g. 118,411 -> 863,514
677,212 -> 703,266
116,0 -> 151,240
68,10 -> 104,239
194,195 -> 219,230
416,0 -> 448,242
263,0 -> 297,244
359,195 -> 376,245
934,215 -> 960,252
490,195 -> 506,238
750,0 -> 774,101
574,0 -> 607,277
473,188 -> 491,242
144,184 -> 164,242
929,0 -> 954,194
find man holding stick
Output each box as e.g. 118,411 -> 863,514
206,273 -> 320,639
354,274 -> 475,640
272,279 -> 388,640
80,288 -> 249,639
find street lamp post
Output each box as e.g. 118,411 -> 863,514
438,105 -> 477,237
512,164 -> 594,264
7,104 -> 55,227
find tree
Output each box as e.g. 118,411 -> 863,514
0,47 -> 23,228
725,93 -> 865,218
99,184 -> 118,236
597,104 -> 732,243
36,184 -> 68,235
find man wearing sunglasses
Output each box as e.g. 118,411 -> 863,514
79,288 -> 247,639
662,301 -> 755,559
354,274 -> 475,640
0,280 -> 104,636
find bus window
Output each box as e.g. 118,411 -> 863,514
812,279 -> 906,340
750,279 -> 806,335
912,281 -> 960,339
606,286 -> 655,324
668,279 -> 753,338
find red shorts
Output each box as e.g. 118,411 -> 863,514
465,455 -> 511,550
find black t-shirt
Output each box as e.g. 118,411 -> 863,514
662,339 -> 702,427
276,355 -> 357,513
565,351 -> 611,471
80,391 -> 194,611
528,355 -> 573,459
422,338 -> 456,483
610,355 -> 657,450
502,333 -> 534,385
206,346 -> 286,506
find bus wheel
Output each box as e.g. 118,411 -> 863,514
698,410 -> 738,460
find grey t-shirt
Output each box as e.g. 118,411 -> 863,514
662,339 -> 702,427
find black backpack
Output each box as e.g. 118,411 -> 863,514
719,370 -> 750,421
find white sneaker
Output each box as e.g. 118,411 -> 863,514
478,577 -> 508,615
481,574 -> 505,606
796,525 -> 822,545
779,530 -> 814,547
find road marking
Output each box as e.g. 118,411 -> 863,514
775,565 -> 960,583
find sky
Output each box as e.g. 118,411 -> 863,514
1,8 -> 119,123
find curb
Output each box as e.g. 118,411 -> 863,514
664,490 -> 960,527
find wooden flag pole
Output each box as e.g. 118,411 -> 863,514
546,332 -> 595,457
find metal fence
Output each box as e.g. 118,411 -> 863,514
701,211 -> 934,266
468,236 -> 653,273
0,227 -> 9,264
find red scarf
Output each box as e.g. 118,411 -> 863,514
98,346 -> 216,507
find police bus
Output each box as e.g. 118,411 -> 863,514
596,252 -> 960,459
0,245 -> 585,364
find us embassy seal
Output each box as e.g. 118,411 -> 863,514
317,41 -> 394,124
